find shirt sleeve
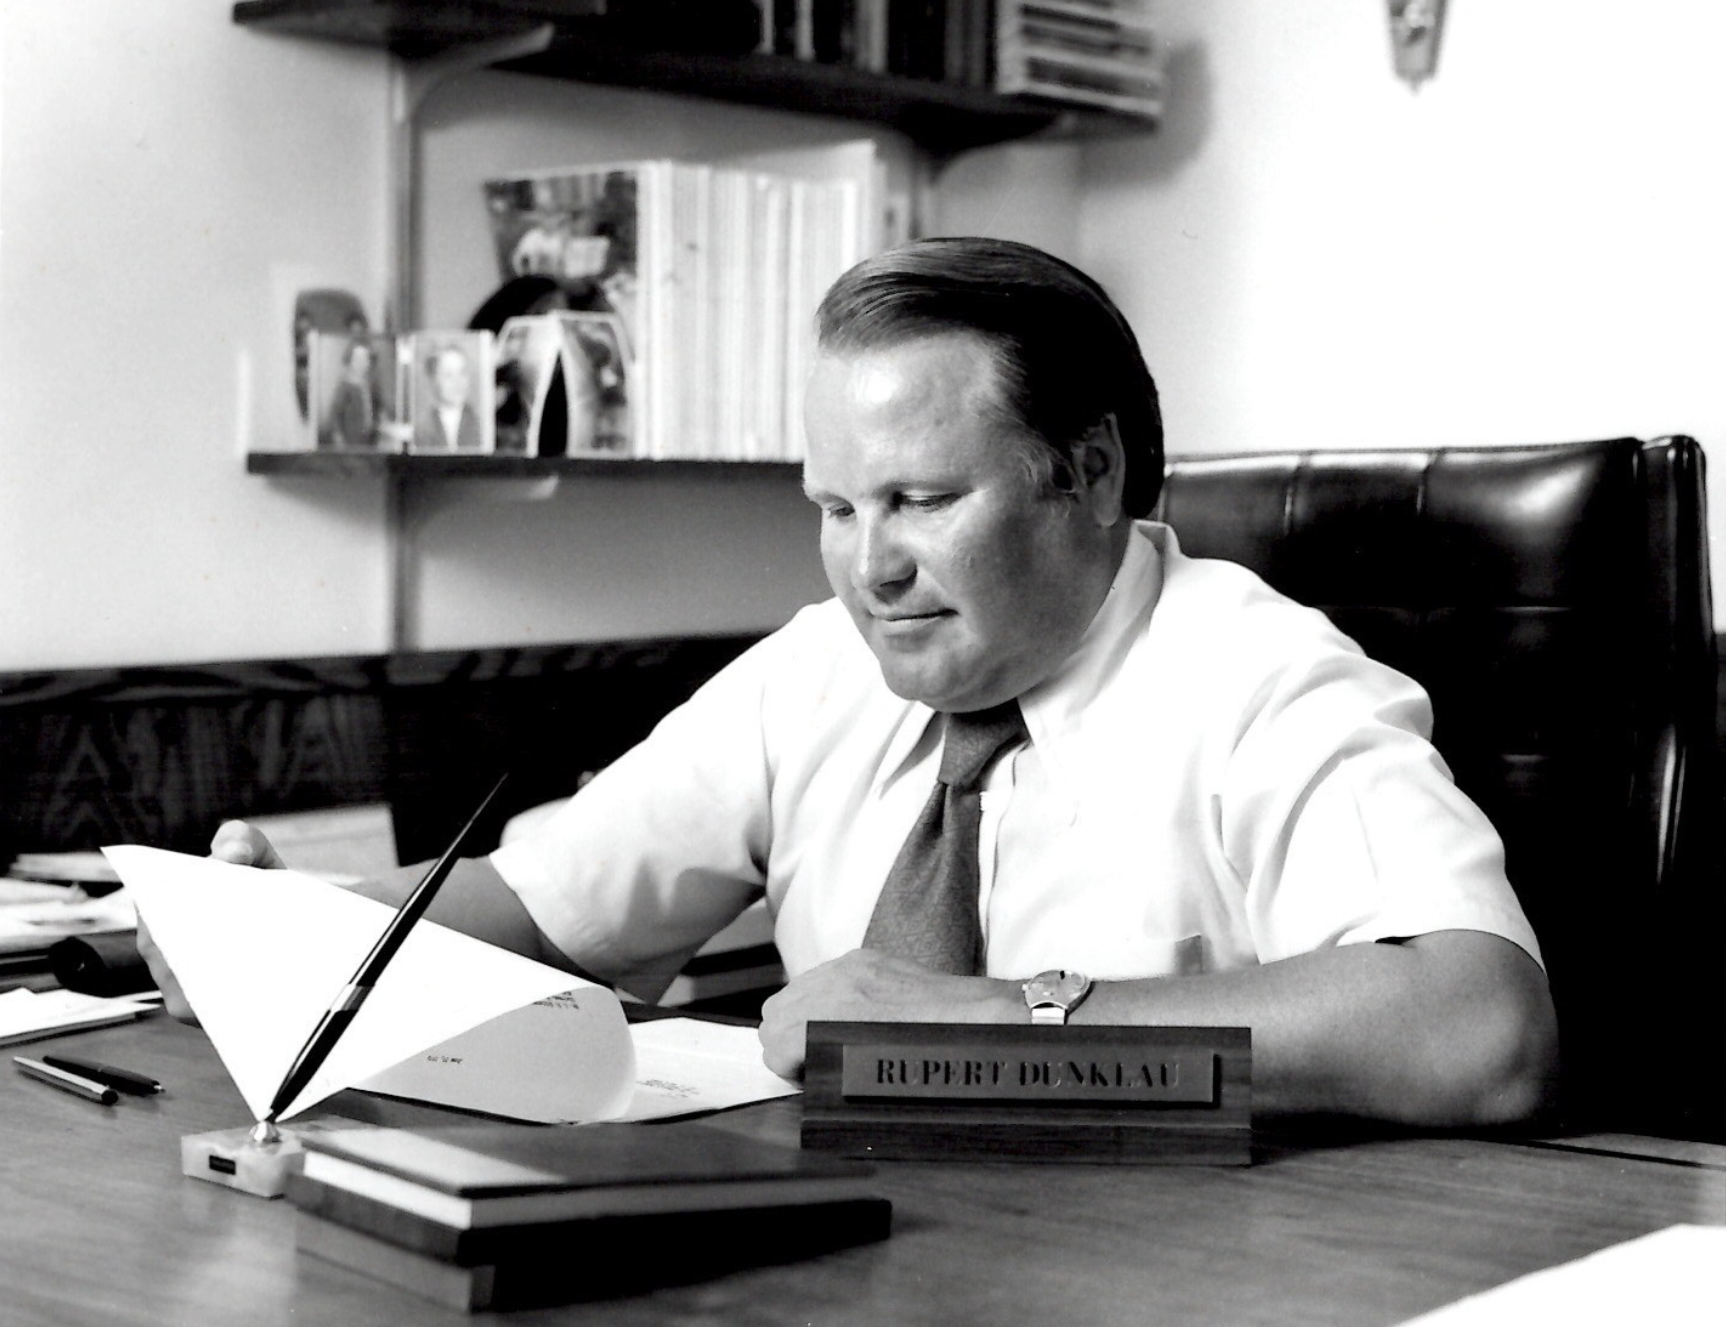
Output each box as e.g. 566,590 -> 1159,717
1217,643 -> 1545,971
487,630 -> 784,1000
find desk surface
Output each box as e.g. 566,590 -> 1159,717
2,1015 -> 1721,1327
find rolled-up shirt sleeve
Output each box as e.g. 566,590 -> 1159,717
488,635 -> 780,1001
1217,644 -> 1544,971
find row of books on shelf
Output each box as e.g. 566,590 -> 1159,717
754,1 -> 1163,119
287,1119 -> 890,1311
283,148 -> 881,463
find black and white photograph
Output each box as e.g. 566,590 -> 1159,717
557,310 -> 632,455
307,329 -> 405,451
492,313 -> 563,454
407,330 -> 494,454
3,3 -> 1723,1324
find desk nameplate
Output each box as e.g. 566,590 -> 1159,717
803,1022 -> 1252,1165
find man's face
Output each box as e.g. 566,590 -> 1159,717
803,333 -> 1119,713
432,349 -> 469,406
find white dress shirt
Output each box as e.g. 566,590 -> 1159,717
491,523 -> 1542,1001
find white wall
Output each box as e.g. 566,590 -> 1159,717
1,0 -> 394,670
5,2 -> 1722,673
1078,1 -> 1726,609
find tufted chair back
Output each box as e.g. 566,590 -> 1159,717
1156,436 -> 1720,1137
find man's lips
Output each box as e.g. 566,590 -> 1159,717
874,609 -> 950,624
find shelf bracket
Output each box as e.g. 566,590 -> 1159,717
386,22 -> 556,332
383,22 -> 554,651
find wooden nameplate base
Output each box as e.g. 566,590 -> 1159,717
802,1022 -> 1251,1165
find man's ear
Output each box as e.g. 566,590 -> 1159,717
1069,413 -> 1127,526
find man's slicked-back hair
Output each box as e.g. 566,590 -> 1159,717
815,236 -> 1164,516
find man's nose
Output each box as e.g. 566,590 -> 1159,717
851,515 -> 914,592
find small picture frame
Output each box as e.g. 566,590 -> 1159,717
556,311 -> 633,455
493,315 -> 564,455
307,330 -> 408,452
408,331 -> 495,454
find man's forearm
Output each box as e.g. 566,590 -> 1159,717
1063,930 -> 1559,1125
763,931 -> 1559,1123
349,857 -> 575,973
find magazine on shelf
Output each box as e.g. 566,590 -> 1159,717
483,144 -> 882,463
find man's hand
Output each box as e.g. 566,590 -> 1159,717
135,820 -> 287,1025
209,820 -> 288,871
757,948 -> 1020,1079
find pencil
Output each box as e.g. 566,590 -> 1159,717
262,773 -> 509,1126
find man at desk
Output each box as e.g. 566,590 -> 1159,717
142,238 -> 1558,1127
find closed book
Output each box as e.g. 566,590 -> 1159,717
298,1120 -> 879,1230
294,1197 -> 893,1311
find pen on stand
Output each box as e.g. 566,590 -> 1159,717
15,1055 -> 119,1105
41,1054 -> 162,1096
252,772 -> 509,1144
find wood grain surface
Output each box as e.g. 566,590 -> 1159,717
1,1016 -> 1719,1327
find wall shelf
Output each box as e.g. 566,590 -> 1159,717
231,1 -> 1152,649
231,0 -> 1157,157
246,451 -> 801,480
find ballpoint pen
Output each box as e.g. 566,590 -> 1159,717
252,773 -> 509,1144
41,1054 -> 163,1096
15,1055 -> 119,1105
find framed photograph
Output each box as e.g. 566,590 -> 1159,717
557,311 -> 633,455
307,330 -> 407,452
493,315 -> 564,455
408,331 -> 495,454
293,287 -> 367,420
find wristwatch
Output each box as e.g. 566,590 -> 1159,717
1022,969 -> 1093,1025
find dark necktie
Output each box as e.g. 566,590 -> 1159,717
862,701 -> 1029,974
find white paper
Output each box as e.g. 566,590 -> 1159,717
1396,1225 -> 1726,1325
359,988 -> 635,1124
0,987 -> 158,1047
104,846 -> 631,1123
0,888 -> 135,954
618,1016 -> 800,1122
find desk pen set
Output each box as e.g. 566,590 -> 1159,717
181,776 -> 507,1198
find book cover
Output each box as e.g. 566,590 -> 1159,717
294,1195 -> 892,1311
299,1120 -> 877,1228
483,164 -> 645,357
289,1171 -> 890,1267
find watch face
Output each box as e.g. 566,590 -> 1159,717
1025,970 -> 1087,1007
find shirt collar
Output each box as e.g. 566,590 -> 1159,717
871,521 -> 1168,795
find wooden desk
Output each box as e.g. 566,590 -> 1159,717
2,1016 -> 1721,1327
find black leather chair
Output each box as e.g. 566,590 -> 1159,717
1156,436 -> 1721,1138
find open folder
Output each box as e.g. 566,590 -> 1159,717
104,846 -> 796,1125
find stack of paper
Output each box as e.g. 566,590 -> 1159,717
0,986 -> 159,1047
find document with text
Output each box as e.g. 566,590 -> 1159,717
105,847 -> 796,1125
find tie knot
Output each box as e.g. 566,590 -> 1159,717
939,702 -> 1028,791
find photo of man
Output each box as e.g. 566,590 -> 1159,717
409,331 -> 494,453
